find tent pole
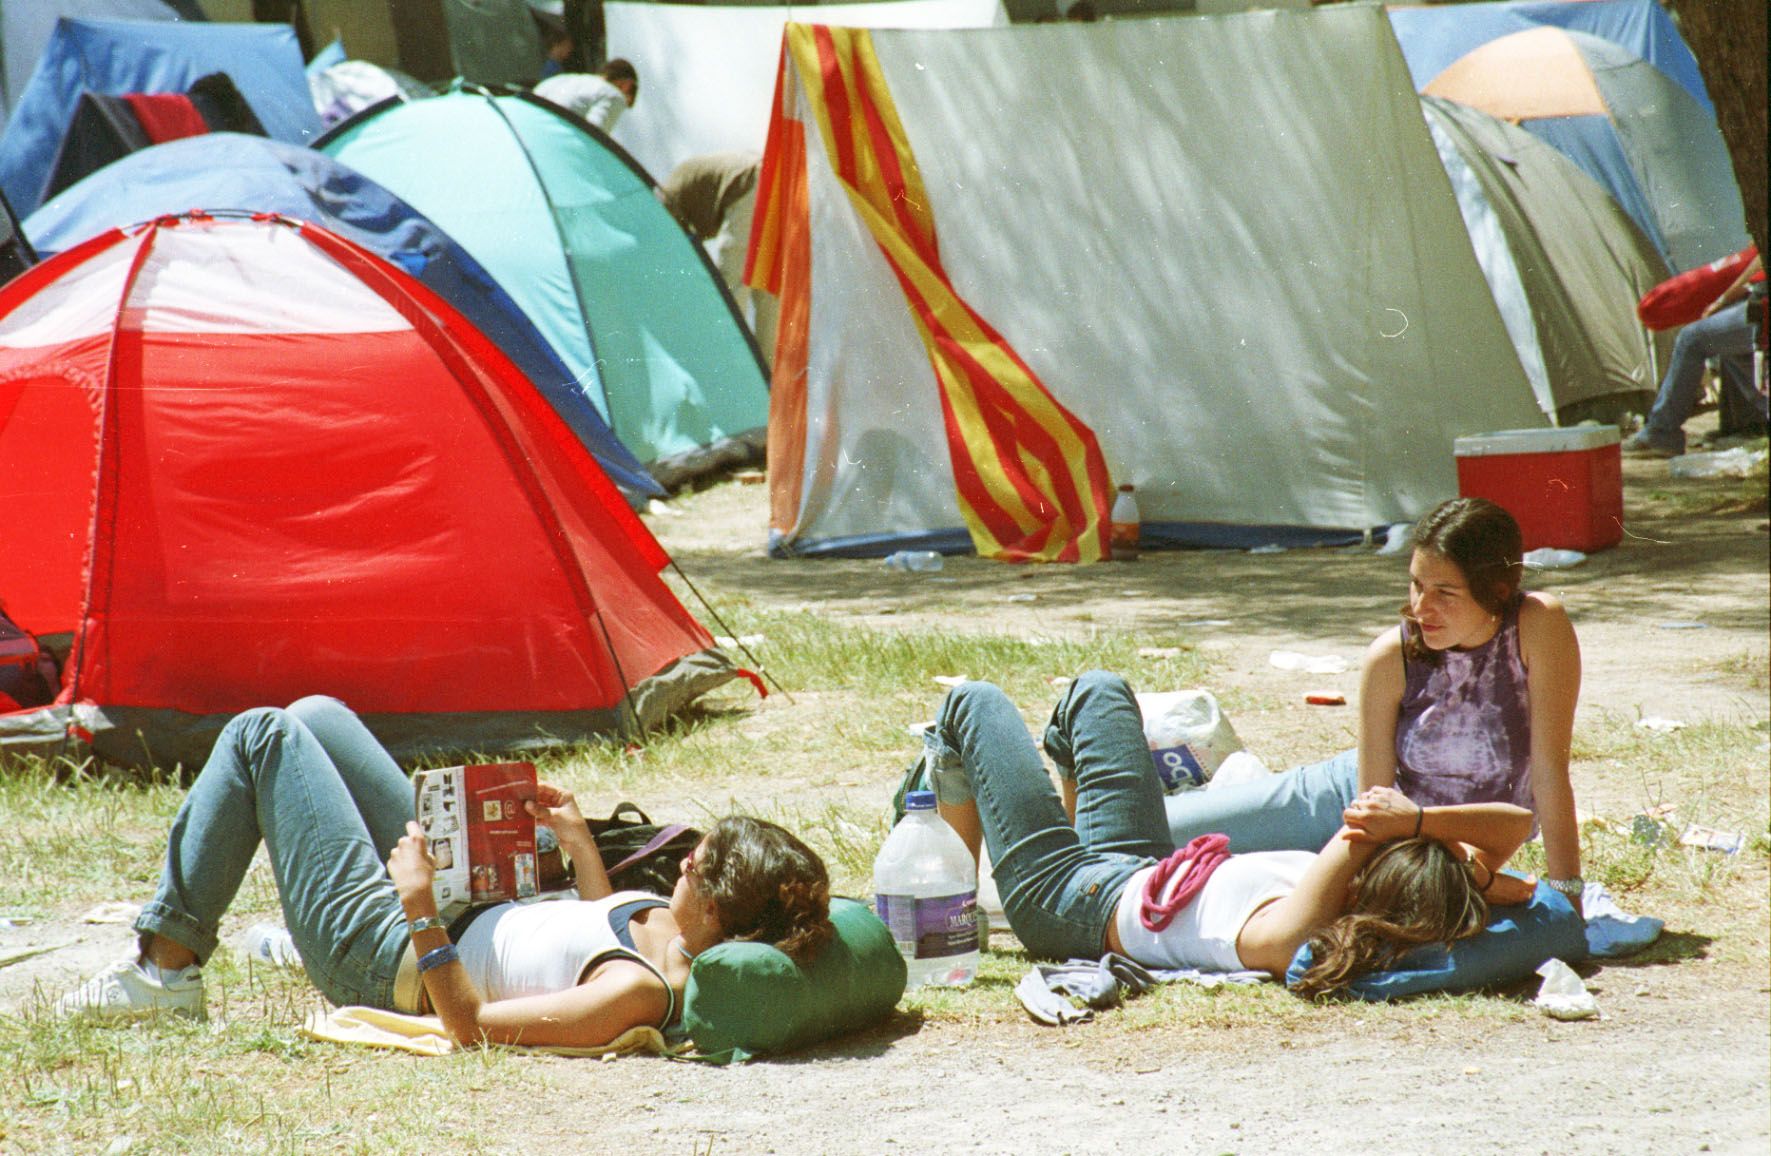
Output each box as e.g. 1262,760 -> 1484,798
667,560 -> 793,704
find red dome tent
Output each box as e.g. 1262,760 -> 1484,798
0,213 -> 735,769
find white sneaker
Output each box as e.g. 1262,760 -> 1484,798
51,955 -> 206,1022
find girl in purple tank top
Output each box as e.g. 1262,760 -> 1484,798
1361,498 -> 1584,910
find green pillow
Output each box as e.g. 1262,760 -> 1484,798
681,897 -> 907,1062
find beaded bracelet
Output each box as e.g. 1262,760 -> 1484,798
418,943 -> 460,973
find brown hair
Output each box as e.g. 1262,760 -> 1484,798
1401,498 -> 1525,665
1291,838 -> 1490,999
694,816 -> 833,966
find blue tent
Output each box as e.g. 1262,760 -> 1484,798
22,132 -> 661,499
1,1 -> 199,129
1388,0 -> 1712,112
318,88 -> 770,471
1419,26 -> 1747,274
0,18 -> 319,217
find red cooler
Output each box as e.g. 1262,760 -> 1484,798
1453,427 -> 1622,552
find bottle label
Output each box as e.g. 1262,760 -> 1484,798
1150,744 -> 1208,792
876,892 -> 979,959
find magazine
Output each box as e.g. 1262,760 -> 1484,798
412,763 -> 539,919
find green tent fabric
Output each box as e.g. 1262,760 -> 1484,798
318,87 -> 768,469
1421,94 -> 1671,426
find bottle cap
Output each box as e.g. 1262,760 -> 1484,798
904,789 -> 936,810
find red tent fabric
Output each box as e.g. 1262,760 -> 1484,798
0,213 -> 733,768
121,93 -> 208,142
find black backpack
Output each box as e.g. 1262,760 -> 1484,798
584,802 -> 703,897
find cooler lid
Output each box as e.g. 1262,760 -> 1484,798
1454,425 -> 1621,456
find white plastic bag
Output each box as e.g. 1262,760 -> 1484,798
1135,690 -> 1243,793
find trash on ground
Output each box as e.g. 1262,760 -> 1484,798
1268,650 -> 1349,674
1630,813 -> 1677,846
644,498 -> 683,518
733,469 -> 766,485
0,940 -> 78,970
1667,446 -> 1769,479
905,721 -> 934,737
714,634 -> 765,648
1532,958 -> 1599,1020
1207,750 -> 1274,789
1635,716 -> 1686,732
883,550 -> 943,572
1653,621 -> 1708,630
933,675 -> 969,687
1005,593 -> 1038,603
81,902 -> 141,924
1304,691 -> 1346,706
1523,547 -> 1587,569
1137,646 -> 1185,658
1248,544 -> 1286,555
1180,619 -> 1232,628
1377,522 -> 1414,555
1679,825 -> 1745,854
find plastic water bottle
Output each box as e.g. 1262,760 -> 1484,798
883,550 -> 944,573
1110,484 -> 1140,561
242,922 -> 303,970
873,790 -> 978,987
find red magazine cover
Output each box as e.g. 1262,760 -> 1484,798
413,763 -> 539,916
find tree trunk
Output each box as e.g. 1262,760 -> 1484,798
1664,0 -> 1767,257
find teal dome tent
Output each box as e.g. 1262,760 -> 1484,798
318,86 -> 769,473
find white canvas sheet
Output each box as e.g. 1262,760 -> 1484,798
606,0 -> 1006,183
781,7 -> 1548,550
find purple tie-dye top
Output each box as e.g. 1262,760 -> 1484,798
1394,601 -> 1534,817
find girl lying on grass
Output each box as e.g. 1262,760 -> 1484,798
1158,496 -> 1586,912
927,673 -> 1536,994
52,696 -> 833,1043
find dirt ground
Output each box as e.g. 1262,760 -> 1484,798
5,429 -> 1767,1154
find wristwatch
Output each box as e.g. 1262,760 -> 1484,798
1544,876 -> 1585,897
408,915 -> 449,936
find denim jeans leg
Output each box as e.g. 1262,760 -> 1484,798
285,695 -> 414,857
1643,302 -> 1757,444
1164,748 -> 1359,853
135,706 -> 409,1008
1042,671 -> 1174,859
927,681 -> 1146,960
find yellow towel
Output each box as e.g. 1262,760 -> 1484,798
300,1005 -> 676,1058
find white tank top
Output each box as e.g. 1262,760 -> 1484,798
1113,851 -> 1315,972
455,891 -> 673,1018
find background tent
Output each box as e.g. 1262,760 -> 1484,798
320,88 -> 769,473
0,214 -> 731,769
606,0 -> 1006,186
1420,94 -> 1670,426
0,0 -> 202,129
0,18 -> 318,217
756,8 -> 1547,558
1420,26 -> 1747,274
20,132 -> 659,499
440,0 -> 546,86
1387,0 -> 1712,112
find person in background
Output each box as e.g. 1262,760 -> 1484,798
1623,251 -> 1766,457
533,58 -> 639,135
658,151 -> 776,368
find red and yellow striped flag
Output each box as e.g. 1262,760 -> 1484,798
755,25 -> 1112,563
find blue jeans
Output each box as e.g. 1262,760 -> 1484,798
925,673 -> 1171,961
1164,748 -> 1359,853
136,697 -> 414,1008
1638,300 -> 1764,452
